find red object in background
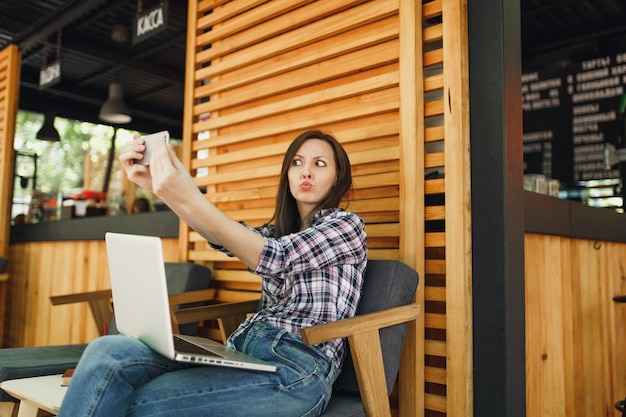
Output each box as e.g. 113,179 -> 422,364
81,190 -> 107,200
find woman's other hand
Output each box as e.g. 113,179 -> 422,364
118,136 -> 154,191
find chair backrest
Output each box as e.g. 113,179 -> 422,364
332,259 -> 419,395
108,262 -> 212,335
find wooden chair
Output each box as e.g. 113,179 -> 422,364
0,262 -> 214,417
173,259 -> 420,417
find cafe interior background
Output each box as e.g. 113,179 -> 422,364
0,1 -> 625,222
1,2 -> 626,417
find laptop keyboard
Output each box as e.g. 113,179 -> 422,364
173,336 -> 216,356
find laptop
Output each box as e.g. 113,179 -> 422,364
104,232 -> 276,372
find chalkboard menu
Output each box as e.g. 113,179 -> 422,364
522,53 -> 626,185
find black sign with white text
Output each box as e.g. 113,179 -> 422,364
132,1 -> 169,45
523,50 -> 626,184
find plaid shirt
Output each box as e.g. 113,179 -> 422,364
218,208 -> 367,370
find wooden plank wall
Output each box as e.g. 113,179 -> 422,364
0,44 -> 19,258
181,1 -> 472,416
0,45 -> 20,349
525,233 -> 626,417
4,238 -> 180,347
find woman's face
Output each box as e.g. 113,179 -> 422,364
288,139 -> 337,219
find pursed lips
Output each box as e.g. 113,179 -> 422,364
300,181 -> 313,191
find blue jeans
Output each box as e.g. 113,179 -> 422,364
57,322 -> 338,417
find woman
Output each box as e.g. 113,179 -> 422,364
57,130 -> 367,417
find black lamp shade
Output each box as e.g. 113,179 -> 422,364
36,112 -> 60,141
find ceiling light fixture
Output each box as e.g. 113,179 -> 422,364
111,24 -> 128,43
99,82 -> 132,124
36,112 -> 60,141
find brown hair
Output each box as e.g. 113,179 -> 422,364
271,130 -> 352,237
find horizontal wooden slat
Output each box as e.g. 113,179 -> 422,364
424,49 -> 443,67
425,286 -> 446,302
426,259 -> 446,275
425,73 -> 443,92
425,125 -> 444,142
424,23 -> 442,43
425,313 -> 446,329
365,223 -> 401,237
425,100 -> 444,117
214,289 -> 262,303
196,0 -> 266,31
350,197 -> 399,213
423,0 -> 442,20
425,339 -> 446,357
426,205 -> 444,221
350,145 -> 399,165
426,232 -> 445,247
425,152 -> 444,169
425,393 -> 447,413
213,269 -> 258,283
207,186 -> 279,204
367,249 -> 400,260
355,172 -> 401,189
425,365 -> 446,384
425,178 -> 445,194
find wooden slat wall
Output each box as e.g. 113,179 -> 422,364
181,1 -> 472,416
525,234 -> 626,417
0,45 -> 19,258
439,1 -> 472,416
5,238 -> 180,347
183,0 -> 409,300
0,45 -> 20,349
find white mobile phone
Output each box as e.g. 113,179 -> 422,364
137,130 -> 170,165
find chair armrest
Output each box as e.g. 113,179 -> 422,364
168,289 -> 217,334
50,290 -> 114,336
168,289 -> 216,306
50,289 -> 218,337
300,303 -> 420,417
50,289 -> 113,306
299,303 -> 420,345
173,299 -> 260,342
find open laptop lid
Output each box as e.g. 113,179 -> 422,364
105,232 -> 176,359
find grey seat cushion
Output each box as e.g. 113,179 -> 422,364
323,394 -> 365,416
322,260 -> 419,416
0,344 -> 87,402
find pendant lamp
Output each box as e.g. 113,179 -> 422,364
36,112 -> 60,141
99,82 -> 131,124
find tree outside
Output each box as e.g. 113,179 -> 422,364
12,111 -> 142,221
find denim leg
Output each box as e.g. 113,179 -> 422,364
57,335 -> 188,417
58,324 -> 337,417
127,323 -> 337,417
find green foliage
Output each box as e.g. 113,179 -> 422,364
12,111 -> 179,220
14,110 -> 138,197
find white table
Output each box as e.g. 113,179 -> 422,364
1,374 -> 66,417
